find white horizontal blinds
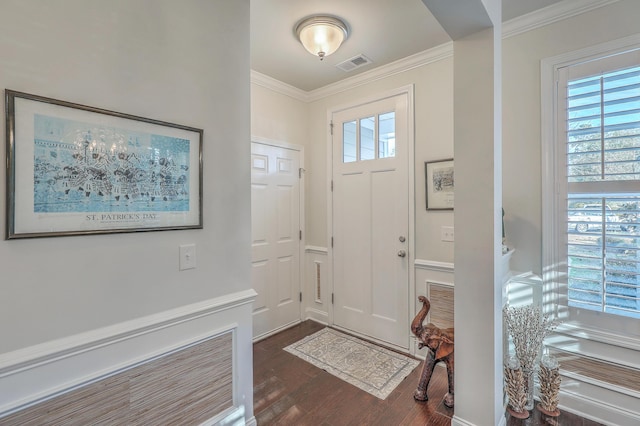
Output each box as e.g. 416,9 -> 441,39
566,195 -> 640,318
566,49 -> 640,185
567,66 -> 640,183
562,49 -> 640,320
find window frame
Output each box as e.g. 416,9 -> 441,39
341,111 -> 396,164
542,35 -> 640,349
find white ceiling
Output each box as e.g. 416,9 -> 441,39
250,0 -> 565,92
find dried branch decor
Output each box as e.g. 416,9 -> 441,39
503,306 -> 557,372
505,362 -> 528,417
537,355 -> 561,416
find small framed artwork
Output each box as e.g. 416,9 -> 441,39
5,90 -> 203,239
425,159 -> 454,210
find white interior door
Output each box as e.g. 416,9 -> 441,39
332,93 -> 410,350
251,142 -> 301,339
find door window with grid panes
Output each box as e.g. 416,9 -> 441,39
342,112 -> 395,163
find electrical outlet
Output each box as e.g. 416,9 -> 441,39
441,226 -> 454,242
179,244 -> 197,270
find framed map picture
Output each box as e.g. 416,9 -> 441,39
425,159 -> 454,210
5,90 -> 203,239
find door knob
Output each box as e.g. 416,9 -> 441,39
397,250 -> 406,257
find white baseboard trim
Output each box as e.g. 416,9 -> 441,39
0,289 -> 257,419
244,416 -> 258,426
498,413 -> 507,426
252,319 -> 302,343
305,307 -> 329,325
201,406 -> 245,426
451,415 -> 476,426
202,407 -> 256,426
306,317 -> 329,326
451,413 -> 505,426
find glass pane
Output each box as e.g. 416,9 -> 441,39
378,112 -> 395,158
567,66 -> 640,182
343,120 -> 357,163
567,194 -> 640,319
360,116 -> 375,160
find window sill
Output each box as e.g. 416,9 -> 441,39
553,322 -> 640,353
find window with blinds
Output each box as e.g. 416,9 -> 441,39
563,56 -> 640,320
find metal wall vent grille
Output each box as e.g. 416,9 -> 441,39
336,54 -> 373,72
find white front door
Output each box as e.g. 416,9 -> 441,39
251,142 -> 301,339
332,92 -> 410,350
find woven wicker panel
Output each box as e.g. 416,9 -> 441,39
428,283 -> 454,329
1,332 -> 233,425
129,332 -> 233,425
1,375 -> 129,426
316,261 -> 321,301
550,348 -> 640,393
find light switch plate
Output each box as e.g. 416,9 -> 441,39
441,226 -> 454,242
179,244 -> 196,270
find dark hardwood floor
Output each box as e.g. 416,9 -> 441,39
253,320 -> 604,426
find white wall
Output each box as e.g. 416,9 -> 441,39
251,54 -> 455,329
502,2 -> 640,422
250,59 -> 456,330
452,25 -> 504,426
251,55 -> 453,262
249,0 -> 640,422
503,0 -> 640,274
249,0 -> 640,313
0,0 -> 253,421
251,82 -> 308,147
305,56 -> 455,262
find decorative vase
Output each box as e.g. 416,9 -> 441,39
537,354 -> 561,416
505,356 -> 529,419
523,367 -> 535,411
502,305 -> 558,415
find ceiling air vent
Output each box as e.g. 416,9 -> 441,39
336,54 -> 373,72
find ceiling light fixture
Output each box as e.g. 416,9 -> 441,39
295,15 -> 349,61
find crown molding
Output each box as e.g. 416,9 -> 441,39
250,43 -> 453,103
305,42 -> 453,102
250,70 -> 309,102
250,0 -> 620,101
503,0 -> 619,39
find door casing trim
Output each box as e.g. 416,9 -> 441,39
325,85 -> 416,354
250,136 -> 305,339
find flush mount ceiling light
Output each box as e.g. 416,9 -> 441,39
295,15 -> 349,61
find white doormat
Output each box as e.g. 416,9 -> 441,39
283,327 -> 419,399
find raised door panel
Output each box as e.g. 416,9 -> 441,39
251,143 -> 301,339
